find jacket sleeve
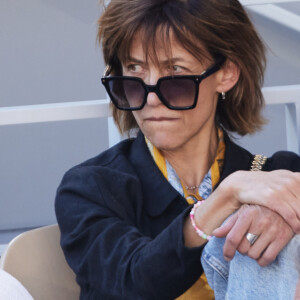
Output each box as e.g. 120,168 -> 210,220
55,166 -> 204,300
265,151 -> 300,172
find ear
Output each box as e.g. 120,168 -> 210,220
216,60 -> 240,93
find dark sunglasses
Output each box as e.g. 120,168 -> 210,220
101,57 -> 225,111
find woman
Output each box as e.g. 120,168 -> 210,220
55,0 -> 300,299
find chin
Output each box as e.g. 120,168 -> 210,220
147,133 -> 181,151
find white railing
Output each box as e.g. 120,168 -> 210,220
0,99 -> 110,126
262,85 -> 300,154
1,84 -> 300,152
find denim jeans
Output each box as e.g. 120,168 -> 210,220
201,234 -> 300,300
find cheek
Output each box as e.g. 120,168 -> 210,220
194,94 -> 217,116
196,83 -> 219,113
198,77 -> 218,100
132,111 -> 142,127
182,95 -> 219,131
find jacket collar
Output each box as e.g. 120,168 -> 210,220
219,133 -> 254,183
129,132 -> 181,216
130,131 -> 253,217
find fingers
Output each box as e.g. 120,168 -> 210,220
243,232 -> 271,265
295,279 -> 300,300
212,213 -> 238,237
254,227 -> 294,267
222,205 -> 294,266
222,205 -> 253,261
241,210 -> 294,266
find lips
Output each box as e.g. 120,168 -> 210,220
145,117 -> 178,121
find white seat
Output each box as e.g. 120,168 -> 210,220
0,269 -> 34,299
0,224 -> 80,300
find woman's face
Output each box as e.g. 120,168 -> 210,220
122,33 -> 222,152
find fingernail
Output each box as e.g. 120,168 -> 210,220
224,256 -> 232,261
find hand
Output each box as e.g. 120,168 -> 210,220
220,170 -> 300,233
295,278 -> 300,300
213,204 -> 294,267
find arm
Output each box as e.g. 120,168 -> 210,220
55,168 -> 204,300
184,170 -> 300,253
222,170 -> 300,233
56,165 -> 300,298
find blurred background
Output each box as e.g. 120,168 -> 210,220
0,0 -> 300,251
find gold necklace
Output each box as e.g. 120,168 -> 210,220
184,184 -> 200,191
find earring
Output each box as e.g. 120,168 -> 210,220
221,92 -> 226,100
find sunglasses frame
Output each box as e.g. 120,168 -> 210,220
101,57 -> 226,111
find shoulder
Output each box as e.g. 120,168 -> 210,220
265,150 -> 300,172
56,137 -> 142,195
222,132 -> 300,174
55,135 -> 149,222
66,136 -> 138,176
73,137 -> 136,171
55,132 -> 156,208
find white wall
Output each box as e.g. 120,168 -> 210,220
0,0 -> 108,236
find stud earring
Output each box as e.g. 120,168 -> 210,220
221,92 -> 226,100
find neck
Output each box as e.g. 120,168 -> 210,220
161,125 -> 218,189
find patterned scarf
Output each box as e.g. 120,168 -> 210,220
145,128 -> 225,300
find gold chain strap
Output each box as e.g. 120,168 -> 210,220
250,154 -> 267,171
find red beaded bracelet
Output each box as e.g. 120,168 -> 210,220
190,201 -> 212,241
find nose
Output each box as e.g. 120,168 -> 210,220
146,90 -> 162,107
144,72 -> 162,107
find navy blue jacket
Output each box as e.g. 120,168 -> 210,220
55,132 -> 300,300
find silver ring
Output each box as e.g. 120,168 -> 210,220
246,232 -> 259,245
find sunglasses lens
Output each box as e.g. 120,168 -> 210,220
105,77 -> 197,110
160,78 -> 196,108
108,79 -> 144,109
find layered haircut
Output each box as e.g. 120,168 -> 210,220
98,0 -> 266,135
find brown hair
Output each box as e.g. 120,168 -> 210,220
98,0 -> 266,135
